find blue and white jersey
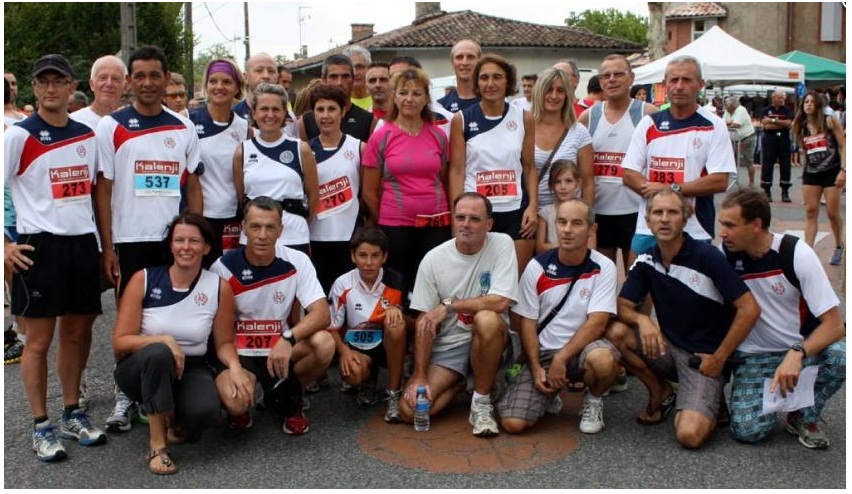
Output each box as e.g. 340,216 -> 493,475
241,134 -> 308,246
4,114 -> 97,235
308,134 -> 361,241
210,246 -> 325,357
722,233 -> 838,354
460,102 -> 526,213
622,106 -> 735,240
437,89 -> 479,114
620,234 -> 749,354
190,107 -> 248,219
140,266 -> 221,357
96,106 -> 200,243
514,249 -> 617,351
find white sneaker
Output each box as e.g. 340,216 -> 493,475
579,394 -> 604,434
105,390 -> 137,433
469,395 -> 499,437
32,420 -> 67,462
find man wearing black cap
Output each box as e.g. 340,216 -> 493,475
94,45 -> 202,433
4,54 -> 107,462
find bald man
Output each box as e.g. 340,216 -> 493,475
437,39 -> 481,113
759,90 -> 793,203
553,59 -> 592,117
233,52 -> 278,121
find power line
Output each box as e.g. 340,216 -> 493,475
202,2 -> 237,42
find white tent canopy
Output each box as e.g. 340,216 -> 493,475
633,26 -> 805,86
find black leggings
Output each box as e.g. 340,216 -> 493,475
380,225 -> 451,289
114,343 -> 221,441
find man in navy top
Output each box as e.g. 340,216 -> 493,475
759,90 -> 794,203
606,189 -> 759,449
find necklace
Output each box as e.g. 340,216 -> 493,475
396,120 -> 422,137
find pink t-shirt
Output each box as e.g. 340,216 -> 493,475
362,121 -> 450,227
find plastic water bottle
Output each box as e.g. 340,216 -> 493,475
414,386 -> 430,432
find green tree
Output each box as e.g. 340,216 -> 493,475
565,8 -> 648,45
4,2 -> 188,105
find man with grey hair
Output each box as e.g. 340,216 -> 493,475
759,89 -> 793,202
70,55 -> 127,129
622,55 -> 735,259
723,96 -> 756,187
342,45 -> 372,110
68,91 -> 89,113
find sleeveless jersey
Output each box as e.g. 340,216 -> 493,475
210,246 -> 326,357
241,134 -> 309,246
4,114 -> 97,235
140,267 -> 221,357
328,267 -> 407,351
588,100 -> 643,215
308,134 -> 361,241
802,118 -> 841,174
96,106 -> 200,243
190,107 -> 248,219
437,89 -> 479,113
461,102 -> 526,213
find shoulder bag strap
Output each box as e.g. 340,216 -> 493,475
538,128 -> 570,184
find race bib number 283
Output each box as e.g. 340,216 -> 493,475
648,156 -> 685,184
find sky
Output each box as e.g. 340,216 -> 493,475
191,1 -> 650,68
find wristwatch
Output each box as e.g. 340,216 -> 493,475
791,342 -> 807,358
441,297 -> 456,314
282,328 -> 296,346
670,183 -> 682,193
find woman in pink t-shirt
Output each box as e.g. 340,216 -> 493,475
362,67 -> 450,287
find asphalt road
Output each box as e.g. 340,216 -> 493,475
4,185 -> 846,489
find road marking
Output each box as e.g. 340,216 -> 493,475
783,230 -> 828,244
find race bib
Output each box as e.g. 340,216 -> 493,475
803,134 -> 828,156
222,221 -> 241,252
344,328 -> 383,351
475,170 -> 518,202
134,160 -> 180,197
49,165 -> 92,207
316,176 -> 354,219
593,152 -> 625,182
414,211 -> 451,228
648,156 -> 685,184
235,320 -> 283,356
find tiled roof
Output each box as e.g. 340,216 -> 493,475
286,10 -> 642,70
665,2 -> 727,19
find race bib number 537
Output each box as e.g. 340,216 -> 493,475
134,160 -> 180,197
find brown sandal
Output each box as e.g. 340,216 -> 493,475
147,448 -> 178,475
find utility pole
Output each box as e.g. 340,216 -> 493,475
120,2 -> 137,67
185,2 -> 194,99
244,2 -> 251,66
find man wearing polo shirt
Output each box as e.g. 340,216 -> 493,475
606,189 -> 759,449
622,55 -> 735,259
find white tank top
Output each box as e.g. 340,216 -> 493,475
590,100 -> 642,215
461,103 -> 525,213
308,134 -> 361,242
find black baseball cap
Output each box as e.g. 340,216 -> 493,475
32,54 -> 76,79
265,365 -> 303,416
